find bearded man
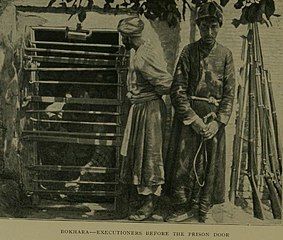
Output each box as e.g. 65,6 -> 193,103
117,17 -> 172,221
166,2 -> 235,223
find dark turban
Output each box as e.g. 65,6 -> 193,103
196,1 -> 223,27
117,17 -> 144,37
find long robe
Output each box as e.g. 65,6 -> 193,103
120,41 -> 172,188
165,39 -> 235,206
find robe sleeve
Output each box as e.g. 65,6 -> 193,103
170,48 -> 198,124
216,50 -> 236,125
135,46 -> 172,95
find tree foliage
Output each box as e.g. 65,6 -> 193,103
232,0 -> 280,27
46,0 -> 279,27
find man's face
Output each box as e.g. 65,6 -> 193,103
198,18 -> 220,44
122,35 -> 134,50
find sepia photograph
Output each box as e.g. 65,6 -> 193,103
0,0 -> 282,239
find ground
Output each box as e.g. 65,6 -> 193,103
2,194 -> 280,226
21,202 -> 281,226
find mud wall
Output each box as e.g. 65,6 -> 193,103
0,4 -> 21,178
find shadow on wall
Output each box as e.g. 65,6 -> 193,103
147,18 -> 183,161
149,18 -> 181,75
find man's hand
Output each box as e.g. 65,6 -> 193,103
191,117 -> 207,135
203,121 -> 220,139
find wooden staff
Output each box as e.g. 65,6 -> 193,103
266,70 -> 282,174
253,23 -> 281,218
247,25 -> 264,220
254,56 -> 281,219
253,26 -> 282,197
229,34 -> 250,203
254,24 -> 282,175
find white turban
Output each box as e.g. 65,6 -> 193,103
117,17 -> 144,37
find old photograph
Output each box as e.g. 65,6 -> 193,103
0,0 -> 282,239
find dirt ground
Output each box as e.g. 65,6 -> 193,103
0,178 -> 281,226
18,199 -> 281,226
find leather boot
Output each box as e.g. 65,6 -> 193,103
129,194 -> 155,221
198,137 -> 217,223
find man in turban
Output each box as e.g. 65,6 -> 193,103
165,1 -> 235,223
117,17 -> 172,221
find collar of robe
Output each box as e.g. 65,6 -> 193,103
199,38 -> 216,57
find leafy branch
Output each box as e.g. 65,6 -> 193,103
46,0 -> 278,27
232,0 -> 280,27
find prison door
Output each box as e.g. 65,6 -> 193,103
21,26 -> 129,214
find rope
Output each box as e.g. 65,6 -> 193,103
192,112 -> 216,187
193,140 -> 207,187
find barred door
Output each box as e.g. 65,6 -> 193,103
20,26 -> 129,214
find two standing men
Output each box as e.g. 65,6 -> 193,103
118,1 -> 235,223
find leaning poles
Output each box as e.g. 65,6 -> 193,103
252,24 -> 281,219
230,23 -> 282,219
229,33 -> 250,203
247,24 -> 264,219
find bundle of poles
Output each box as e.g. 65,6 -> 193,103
229,23 -> 282,220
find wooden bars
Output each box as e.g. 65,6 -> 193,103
30,40 -> 121,48
25,47 -> 129,57
22,135 -> 121,146
24,55 -> 116,66
24,96 -> 121,105
22,130 -> 122,137
32,179 -> 118,185
27,165 -> 118,173
28,190 -> 119,197
25,109 -> 120,115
